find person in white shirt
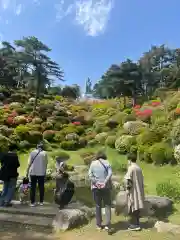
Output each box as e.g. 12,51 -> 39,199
26,142 -> 48,207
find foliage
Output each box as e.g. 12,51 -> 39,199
156,180 -> 180,202
95,132 -> 108,144
174,145 -> 180,163
149,142 -> 174,165
137,129 -> 162,146
105,136 -> 116,148
80,152 -> 95,165
170,119 -> 180,145
115,135 -> 136,154
43,130 -> 56,141
123,121 -> 147,135
60,140 -> 79,151
0,134 -> 11,151
65,133 -> 79,141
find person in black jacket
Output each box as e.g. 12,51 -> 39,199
54,162 -> 75,209
0,145 -> 20,207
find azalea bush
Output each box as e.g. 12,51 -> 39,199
115,135 -> 136,154
123,121 -> 147,135
43,130 -> 56,141
95,132 -> 108,144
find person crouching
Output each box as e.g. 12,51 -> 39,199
19,177 -> 30,204
54,162 -> 75,209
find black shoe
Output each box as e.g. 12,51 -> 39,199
4,202 -> 12,207
104,226 -> 114,235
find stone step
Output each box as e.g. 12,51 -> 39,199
0,201 -> 57,218
0,212 -> 53,228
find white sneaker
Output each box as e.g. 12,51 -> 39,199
39,202 -> 44,206
30,203 -> 36,207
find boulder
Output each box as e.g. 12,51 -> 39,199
52,201 -> 95,231
115,191 -> 173,218
154,221 -> 180,235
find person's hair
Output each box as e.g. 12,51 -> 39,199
127,153 -> 137,163
8,144 -> 17,152
22,177 -> 29,184
37,142 -> 44,150
96,150 -> 107,160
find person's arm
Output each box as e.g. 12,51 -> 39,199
104,162 -> 112,185
88,163 -> 97,186
26,154 -> 32,177
124,167 -> 133,192
44,152 -> 48,172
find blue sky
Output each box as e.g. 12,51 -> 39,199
0,0 -> 180,91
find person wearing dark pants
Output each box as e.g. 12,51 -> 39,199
30,176 -> 45,205
88,150 -> 112,233
0,146 -> 20,207
26,143 -> 48,207
92,188 -> 111,229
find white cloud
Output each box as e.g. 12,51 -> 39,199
55,0 -> 114,37
15,4 -> 22,15
74,0 -> 113,36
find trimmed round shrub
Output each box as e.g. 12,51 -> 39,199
93,120 -> 109,133
15,108 -> 26,115
106,120 -> 118,129
156,180 -> 180,202
149,142 -> 173,165
52,109 -> 68,117
105,136 -> 116,148
80,152 -> 95,165
54,122 -> 63,131
60,140 -> 79,150
65,133 -> 79,141
41,122 -> 53,131
0,126 -> 13,137
54,132 -> 64,142
29,97 -> 36,103
28,131 -> 43,144
0,134 -> 11,151
115,135 -> 136,154
9,102 -> 22,110
14,125 -> 30,139
138,145 -> 152,163
112,112 -> 128,126
79,137 -> 87,148
14,116 -> 27,125
18,140 -> 31,150
32,117 -> 43,124
43,130 -> 56,141
137,129 -> 162,146
50,150 -> 70,161
123,121 -> 148,135
95,132 -> 108,144
88,139 -> 98,147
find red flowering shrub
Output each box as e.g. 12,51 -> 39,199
151,101 -> 161,107
134,105 -> 141,109
6,117 -> 14,126
135,109 -> 153,122
175,108 -> 180,116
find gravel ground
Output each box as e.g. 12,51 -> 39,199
0,222 -> 55,240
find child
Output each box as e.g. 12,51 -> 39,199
54,162 -> 75,209
19,177 -> 30,204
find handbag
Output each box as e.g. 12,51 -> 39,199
98,159 -> 113,189
26,150 -> 42,178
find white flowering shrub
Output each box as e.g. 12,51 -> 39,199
95,132 -> 108,144
123,121 -> 147,135
174,145 -> 180,163
115,135 -> 136,154
9,102 -> 22,109
29,98 -> 36,103
65,133 -> 79,141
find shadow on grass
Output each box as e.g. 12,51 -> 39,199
111,219 -> 155,234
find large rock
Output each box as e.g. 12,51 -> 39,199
154,221 -> 180,235
52,201 -> 95,231
115,191 -> 173,218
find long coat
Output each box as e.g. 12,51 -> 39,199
124,163 -> 145,213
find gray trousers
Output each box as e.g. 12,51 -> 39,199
92,188 -> 111,227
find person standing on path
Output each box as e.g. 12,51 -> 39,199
26,142 -> 48,207
124,153 -> 145,231
88,151 -> 112,233
0,145 -> 20,207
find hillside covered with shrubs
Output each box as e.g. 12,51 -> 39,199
1,87 -> 180,167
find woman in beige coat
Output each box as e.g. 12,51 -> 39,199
124,153 -> 145,231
